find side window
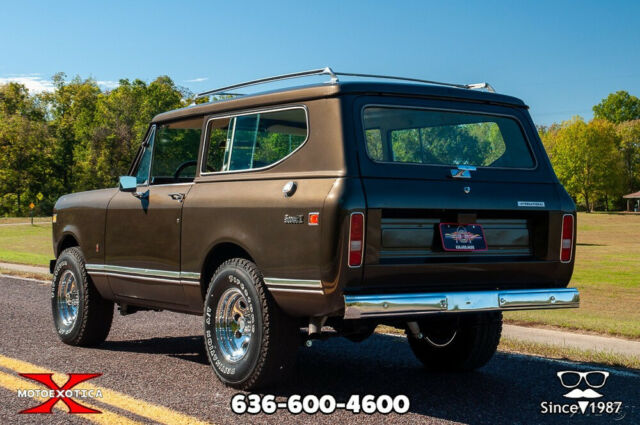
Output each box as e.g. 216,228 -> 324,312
134,127 -> 155,185
204,117 -> 232,172
203,108 -> 307,173
229,114 -> 259,171
150,117 -> 203,184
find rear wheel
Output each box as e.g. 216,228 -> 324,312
203,258 -> 298,390
406,312 -> 502,371
51,247 -> 114,346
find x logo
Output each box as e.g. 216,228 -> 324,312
19,373 -> 102,414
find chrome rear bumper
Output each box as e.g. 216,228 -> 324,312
343,288 -> 579,319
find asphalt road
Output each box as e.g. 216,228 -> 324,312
0,275 -> 638,424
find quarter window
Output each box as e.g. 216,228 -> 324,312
204,108 -> 307,173
134,127 -> 155,185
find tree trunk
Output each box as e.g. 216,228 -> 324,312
584,192 -> 591,213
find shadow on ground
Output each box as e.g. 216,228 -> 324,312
102,333 -> 640,424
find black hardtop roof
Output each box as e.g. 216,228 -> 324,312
153,81 -> 527,123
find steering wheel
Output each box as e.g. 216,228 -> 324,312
173,160 -> 198,180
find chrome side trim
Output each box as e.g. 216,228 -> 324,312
268,287 -> 324,295
263,277 -> 323,288
180,271 -> 201,281
263,277 -> 324,294
343,288 -> 580,319
85,264 -> 201,285
88,271 -> 200,286
87,264 -> 180,279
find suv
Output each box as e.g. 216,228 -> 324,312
50,68 -> 579,390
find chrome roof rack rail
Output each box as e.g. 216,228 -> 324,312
196,67 -> 338,99
466,82 -> 496,93
333,71 -> 468,90
195,67 -> 495,99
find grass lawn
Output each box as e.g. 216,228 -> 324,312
377,325 -> 640,369
505,212 -> 640,340
0,222 -> 52,266
1,213 -> 639,340
0,217 -> 51,225
498,337 -> 640,370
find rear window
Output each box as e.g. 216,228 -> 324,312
362,107 -> 535,169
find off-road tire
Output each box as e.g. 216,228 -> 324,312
407,312 -> 502,371
203,258 -> 298,390
51,247 -> 114,346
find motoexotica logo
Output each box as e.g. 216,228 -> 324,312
17,373 -> 102,414
540,370 -> 622,416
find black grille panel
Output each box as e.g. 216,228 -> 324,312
380,217 -> 531,259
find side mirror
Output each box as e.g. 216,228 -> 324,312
119,176 -> 137,192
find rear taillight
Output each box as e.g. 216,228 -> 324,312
348,212 -> 365,267
560,214 -> 574,263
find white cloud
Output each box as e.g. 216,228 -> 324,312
97,80 -> 119,89
185,77 -> 208,83
0,76 -> 54,93
0,75 -> 121,92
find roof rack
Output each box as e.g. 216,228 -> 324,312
195,67 -> 495,99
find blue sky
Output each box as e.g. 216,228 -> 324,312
1,0 -> 639,125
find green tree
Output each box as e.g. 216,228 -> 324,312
617,119 -> 640,194
0,113 -> 55,215
0,82 -> 46,120
0,74 -> 191,215
0,82 -> 55,215
41,73 -> 101,194
75,76 -> 187,190
593,91 -> 640,124
547,117 -> 623,212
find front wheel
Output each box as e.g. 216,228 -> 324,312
51,247 -> 114,346
406,312 -> 502,371
203,258 -> 298,390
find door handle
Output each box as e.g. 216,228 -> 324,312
169,193 -> 185,202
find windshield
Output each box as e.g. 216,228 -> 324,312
362,106 -> 535,169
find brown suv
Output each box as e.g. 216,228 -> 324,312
50,68 -> 579,390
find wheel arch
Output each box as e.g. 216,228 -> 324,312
57,232 -> 80,258
199,241 -> 256,300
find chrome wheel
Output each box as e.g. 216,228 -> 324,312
56,270 -> 79,333
215,287 -> 253,363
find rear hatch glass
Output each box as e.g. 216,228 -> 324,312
363,107 -> 535,169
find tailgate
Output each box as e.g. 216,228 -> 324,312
347,97 -> 574,293
357,178 -> 572,293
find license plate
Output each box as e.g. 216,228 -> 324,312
439,223 -> 488,251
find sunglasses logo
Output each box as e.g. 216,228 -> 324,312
556,371 -> 609,399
